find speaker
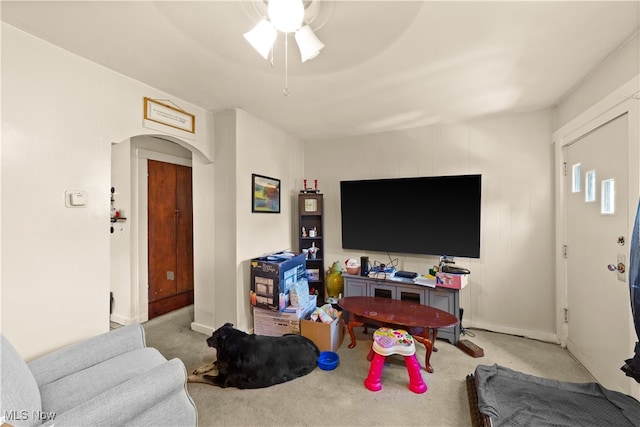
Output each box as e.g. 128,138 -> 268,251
360,256 -> 369,276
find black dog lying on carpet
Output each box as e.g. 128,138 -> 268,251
188,323 -> 320,389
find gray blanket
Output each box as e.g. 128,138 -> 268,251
475,364 -> 640,426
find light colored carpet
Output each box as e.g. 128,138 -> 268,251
141,306 -> 595,427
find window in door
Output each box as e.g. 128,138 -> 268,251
585,170 -> 596,203
601,178 -> 615,215
572,163 -> 581,193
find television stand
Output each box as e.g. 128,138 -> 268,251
342,273 -> 461,345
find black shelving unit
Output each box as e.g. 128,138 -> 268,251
298,192 -> 324,304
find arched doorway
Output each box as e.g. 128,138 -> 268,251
110,135 -> 196,324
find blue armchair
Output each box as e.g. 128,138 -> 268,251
1,324 -> 197,426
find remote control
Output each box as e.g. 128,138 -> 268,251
395,271 -> 418,279
441,265 -> 470,274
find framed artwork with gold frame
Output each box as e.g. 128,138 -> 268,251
305,198 -> 317,212
299,194 -> 322,215
143,97 -> 195,133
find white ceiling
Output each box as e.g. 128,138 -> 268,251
2,1 -> 639,141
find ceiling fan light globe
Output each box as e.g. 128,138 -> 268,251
295,24 -> 325,62
268,0 -> 304,33
243,19 -> 277,59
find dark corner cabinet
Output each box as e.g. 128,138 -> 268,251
298,193 -> 324,304
343,274 -> 461,344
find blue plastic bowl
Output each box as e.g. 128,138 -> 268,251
318,351 -> 339,370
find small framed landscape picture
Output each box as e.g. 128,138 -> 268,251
252,174 -> 281,213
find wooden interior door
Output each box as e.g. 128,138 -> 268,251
148,159 -> 194,319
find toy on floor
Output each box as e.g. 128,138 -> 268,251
364,327 -> 427,394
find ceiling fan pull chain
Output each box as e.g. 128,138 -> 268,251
270,45 -> 274,68
283,35 -> 290,97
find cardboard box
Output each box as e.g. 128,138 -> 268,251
435,272 -> 469,289
253,295 -> 317,337
250,251 -> 307,311
253,311 -> 301,336
300,311 -> 345,352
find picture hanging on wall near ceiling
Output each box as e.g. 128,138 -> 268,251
252,174 -> 281,213
143,97 -> 195,133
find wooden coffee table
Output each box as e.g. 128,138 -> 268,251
338,296 -> 459,373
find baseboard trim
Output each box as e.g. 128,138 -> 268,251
468,320 -> 559,344
110,314 -> 136,326
191,321 -> 214,336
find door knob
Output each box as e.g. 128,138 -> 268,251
607,262 -> 625,274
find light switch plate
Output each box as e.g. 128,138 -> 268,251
65,190 -> 88,207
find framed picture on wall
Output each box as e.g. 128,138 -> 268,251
143,97 -> 195,133
252,174 -> 281,213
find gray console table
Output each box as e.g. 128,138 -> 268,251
342,273 -> 460,344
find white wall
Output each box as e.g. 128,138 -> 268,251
206,110 -> 236,332
235,110 -> 305,331
2,24 -> 109,359
305,110 -> 556,341
202,109 -> 304,333
1,24 -> 214,359
554,33 -> 639,131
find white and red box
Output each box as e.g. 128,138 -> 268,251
435,272 -> 469,289
253,295 -> 317,336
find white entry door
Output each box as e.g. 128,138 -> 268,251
564,112 -> 635,395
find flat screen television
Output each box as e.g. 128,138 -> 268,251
340,174 -> 481,258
